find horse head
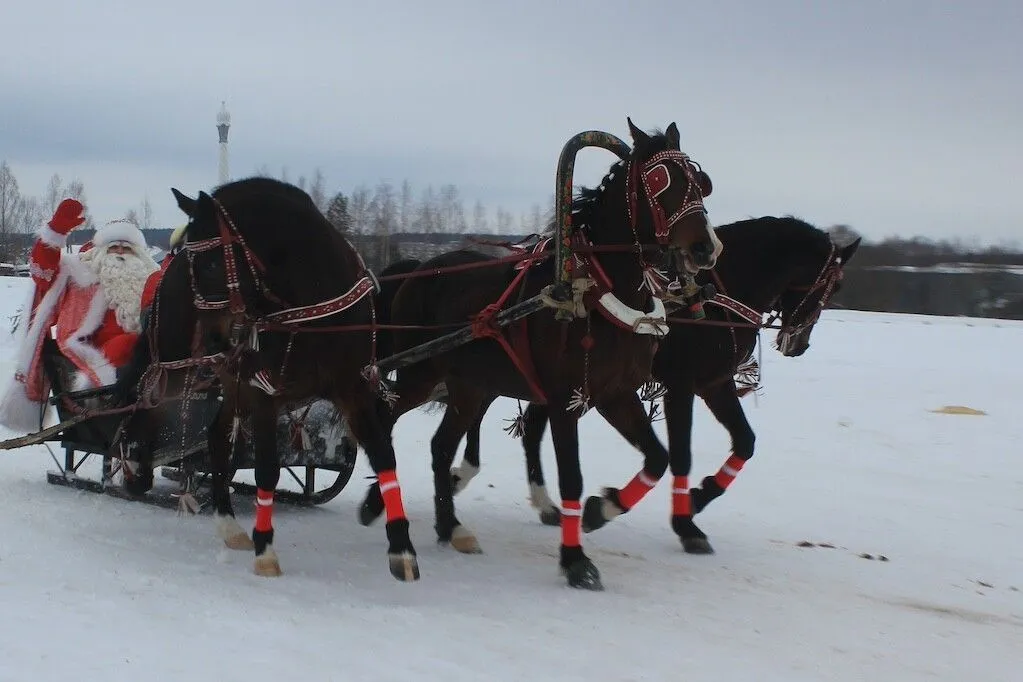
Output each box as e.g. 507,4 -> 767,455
625,117 -> 720,274
774,235 -> 861,356
170,185 -> 275,348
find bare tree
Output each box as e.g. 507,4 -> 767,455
17,196 -> 44,234
348,185 -> 372,235
44,173 -> 64,215
398,179 -> 414,233
438,184 -> 466,233
0,162 -> 22,259
472,200 -> 489,234
372,181 -> 397,233
495,207 -> 514,234
126,197 -> 156,230
308,168 -> 328,213
414,185 -> 439,233
526,203 -> 543,234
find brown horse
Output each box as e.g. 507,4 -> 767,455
360,119 -> 720,590
140,177 -> 420,582
450,216 -> 861,554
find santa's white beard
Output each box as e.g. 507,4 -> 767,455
81,248 -> 159,334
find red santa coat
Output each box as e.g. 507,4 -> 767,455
0,221 -> 155,433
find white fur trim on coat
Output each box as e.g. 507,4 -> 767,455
60,286 -> 118,388
0,270 -> 69,433
37,224 -> 69,249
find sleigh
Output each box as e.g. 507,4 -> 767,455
0,336 -> 358,510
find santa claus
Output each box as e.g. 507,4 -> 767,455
0,199 -> 160,433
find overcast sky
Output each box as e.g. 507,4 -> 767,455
2,0 -> 1020,244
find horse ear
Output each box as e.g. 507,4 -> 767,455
665,122 -> 680,147
627,117 -> 649,146
839,236 -> 861,264
171,188 -> 197,217
696,170 -> 712,197
190,191 -> 218,225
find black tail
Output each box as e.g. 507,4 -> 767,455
373,258 -> 420,360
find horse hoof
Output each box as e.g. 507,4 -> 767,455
562,558 -> 603,591
672,514 -> 713,554
681,536 -> 715,555
581,495 -> 610,533
359,494 -> 384,526
215,515 -> 255,551
225,533 -> 255,551
388,551 -> 421,582
450,526 -> 482,554
539,507 -> 561,526
253,548 -> 282,577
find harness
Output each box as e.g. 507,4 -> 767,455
174,199 -> 380,402
659,243 -> 848,397
175,147 -> 709,409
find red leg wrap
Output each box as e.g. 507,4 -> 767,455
561,499 -> 582,547
672,476 -> 692,516
255,488 -> 274,532
713,454 -> 746,490
377,470 -> 407,523
617,470 -> 658,510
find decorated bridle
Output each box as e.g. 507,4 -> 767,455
773,244 -> 846,338
181,198 -> 272,315
700,242 -> 846,336
181,197 -> 376,329
626,149 -> 707,245
626,149 -> 709,245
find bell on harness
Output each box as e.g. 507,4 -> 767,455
672,275 -> 716,320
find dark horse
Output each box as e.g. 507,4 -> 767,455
117,177 -> 420,582
450,216 -> 861,553
361,119 -> 720,590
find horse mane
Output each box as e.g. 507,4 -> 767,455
718,215 -> 832,249
210,176 -> 363,282
714,216 -> 838,277
213,177 -> 324,224
541,131 -> 674,238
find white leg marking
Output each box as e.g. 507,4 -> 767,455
601,497 -> 624,522
254,545 -> 282,577
451,461 -> 480,494
215,513 -> 254,551
529,482 -> 558,512
450,524 -> 482,554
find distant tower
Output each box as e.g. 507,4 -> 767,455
217,101 -> 231,185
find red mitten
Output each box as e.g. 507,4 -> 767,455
48,198 -> 86,234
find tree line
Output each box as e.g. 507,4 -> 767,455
0,161 -> 101,260
0,160 -> 553,261
4,158 -> 1020,273
260,166 -> 550,238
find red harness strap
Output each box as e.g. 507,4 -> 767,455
470,263 -> 548,404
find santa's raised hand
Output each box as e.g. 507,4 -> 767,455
47,198 -> 86,235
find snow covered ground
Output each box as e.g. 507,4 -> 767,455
0,274 -> 1020,682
